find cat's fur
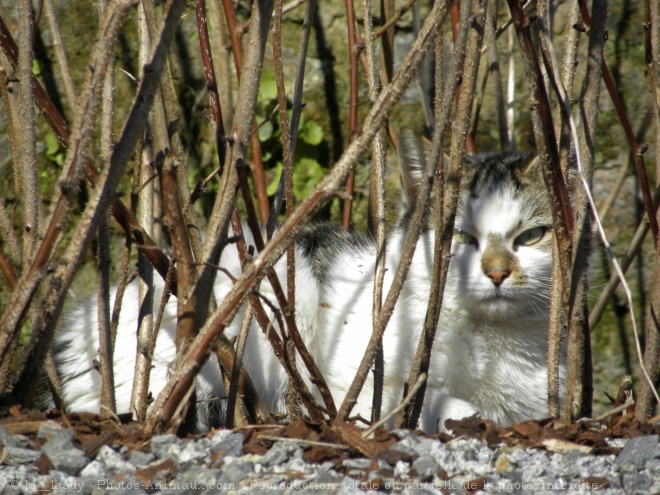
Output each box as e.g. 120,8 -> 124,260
53,130 -> 565,432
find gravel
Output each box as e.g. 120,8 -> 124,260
1,423 -> 659,494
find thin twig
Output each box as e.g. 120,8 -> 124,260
364,373 -> 426,438
337,0 -> 452,422
151,0 -> 451,430
362,0 -> 386,424
542,6 -> 660,410
0,13 -> 177,295
594,399 -> 635,422
342,0 -> 359,230
257,435 -> 350,450
43,0 -> 77,109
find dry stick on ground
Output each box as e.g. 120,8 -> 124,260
149,0 -> 450,431
341,0 -> 359,231
395,0 -> 476,430
636,0 -> 660,421
0,15 -> 176,296
6,0 -> 187,401
362,0 -> 387,424
0,0 -> 137,390
336,0 -> 451,423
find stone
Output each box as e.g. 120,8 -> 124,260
412,455 -> 440,478
210,431 -> 244,457
13,435 -> 34,450
615,434 -> 660,469
41,435 -> 89,476
4,447 -> 40,465
128,450 -> 156,467
218,459 -> 256,485
0,425 -> 17,448
258,441 -> 303,467
96,445 -> 136,474
80,459 -> 106,478
150,434 -> 183,459
622,472 -> 653,493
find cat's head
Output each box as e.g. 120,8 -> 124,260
398,129 -> 554,321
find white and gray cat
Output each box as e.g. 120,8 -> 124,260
53,129 -> 565,433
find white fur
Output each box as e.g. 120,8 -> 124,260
55,185 -> 563,433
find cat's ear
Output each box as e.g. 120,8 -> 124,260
519,154 -> 577,199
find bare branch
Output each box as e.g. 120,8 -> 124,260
150,0 -> 450,430
337,0 -> 452,422
16,0 -> 39,262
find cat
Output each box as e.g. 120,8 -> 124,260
52,129 -> 565,433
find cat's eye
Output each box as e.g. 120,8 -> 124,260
514,227 -> 548,247
453,229 -> 478,246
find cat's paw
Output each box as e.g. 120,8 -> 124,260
436,397 -> 480,433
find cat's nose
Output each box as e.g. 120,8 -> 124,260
486,269 -> 509,287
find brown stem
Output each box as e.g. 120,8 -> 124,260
235,161 -> 337,417
148,0 -> 277,433
195,0 -> 227,169
157,154 -> 199,432
219,0 -> 269,223
578,0 -> 659,245
505,0 -> 573,289
398,0 -> 484,430
342,0 -> 359,230
7,0 -> 188,399
16,0 -> 39,264
336,0 -> 450,422
362,0 -> 387,423
0,13 -> 177,296
149,0 -> 449,431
